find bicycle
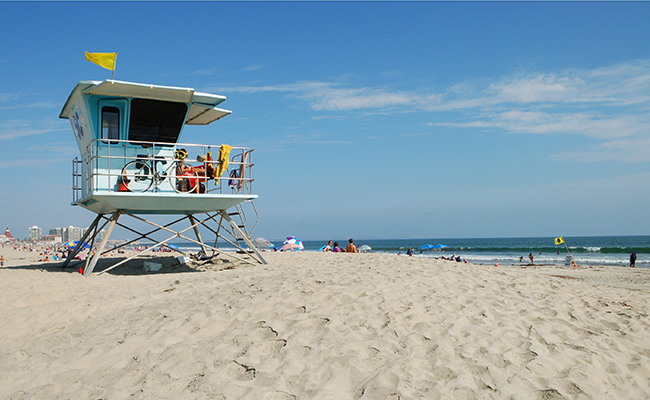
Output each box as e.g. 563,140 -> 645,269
119,150 -> 200,193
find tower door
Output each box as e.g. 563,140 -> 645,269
98,99 -> 127,144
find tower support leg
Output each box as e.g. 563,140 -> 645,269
61,213 -> 103,269
83,211 -> 121,276
75,207 -> 266,276
188,215 -> 208,256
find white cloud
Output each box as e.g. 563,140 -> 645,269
221,59 -> 650,114
438,110 -> 648,140
243,65 -> 264,72
566,136 -> 650,163
192,67 -> 219,76
301,87 -> 417,111
0,93 -> 18,103
27,101 -> 59,109
220,59 -> 650,162
485,63 -> 650,107
0,128 -> 51,141
0,120 -> 66,141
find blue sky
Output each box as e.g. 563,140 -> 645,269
1,2 -> 650,241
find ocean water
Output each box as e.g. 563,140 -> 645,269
170,236 -> 649,268
292,236 -> 650,268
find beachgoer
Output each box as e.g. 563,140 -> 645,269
346,239 -> 358,253
0,255 -> 4,267
529,253 -> 534,263
332,242 -> 341,253
407,247 -> 413,256
175,150 -> 212,193
177,162 -> 206,193
323,240 -> 332,252
630,252 -> 637,268
519,256 -> 524,263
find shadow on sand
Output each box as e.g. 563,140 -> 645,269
11,254 -> 242,276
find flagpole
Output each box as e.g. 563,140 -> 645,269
111,52 -> 117,81
556,237 -> 576,268
564,240 -> 576,268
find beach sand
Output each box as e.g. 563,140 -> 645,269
1,250 -> 649,399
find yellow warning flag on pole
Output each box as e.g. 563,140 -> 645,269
554,236 -> 565,245
85,52 -> 117,71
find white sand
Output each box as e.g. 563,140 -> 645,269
1,251 -> 649,399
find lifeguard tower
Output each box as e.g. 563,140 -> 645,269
59,80 -> 266,275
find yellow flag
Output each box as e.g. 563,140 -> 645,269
85,52 -> 117,71
554,236 -> 564,245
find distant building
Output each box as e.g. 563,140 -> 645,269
49,227 -> 64,237
66,226 -> 84,243
50,226 -> 84,243
3,226 -> 16,242
28,226 -> 42,242
41,234 -> 62,244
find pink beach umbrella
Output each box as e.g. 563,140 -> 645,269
280,243 -> 300,252
283,236 -> 304,250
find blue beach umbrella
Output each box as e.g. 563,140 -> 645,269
419,244 -> 449,251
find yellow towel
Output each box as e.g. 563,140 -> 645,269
215,144 -> 232,178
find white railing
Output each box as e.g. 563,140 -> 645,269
72,157 -> 83,202
72,139 -> 254,202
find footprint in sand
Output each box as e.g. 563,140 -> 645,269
261,390 -> 298,400
223,360 -> 256,381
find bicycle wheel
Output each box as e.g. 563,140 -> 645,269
121,160 -> 153,192
170,161 -> 200,193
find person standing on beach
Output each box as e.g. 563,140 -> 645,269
630,252 -> 637,268
529,253 -> 534,263
346,239 -> 358,253
0,255 -> 4,267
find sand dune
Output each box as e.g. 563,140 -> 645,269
1,251 -> 649,399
